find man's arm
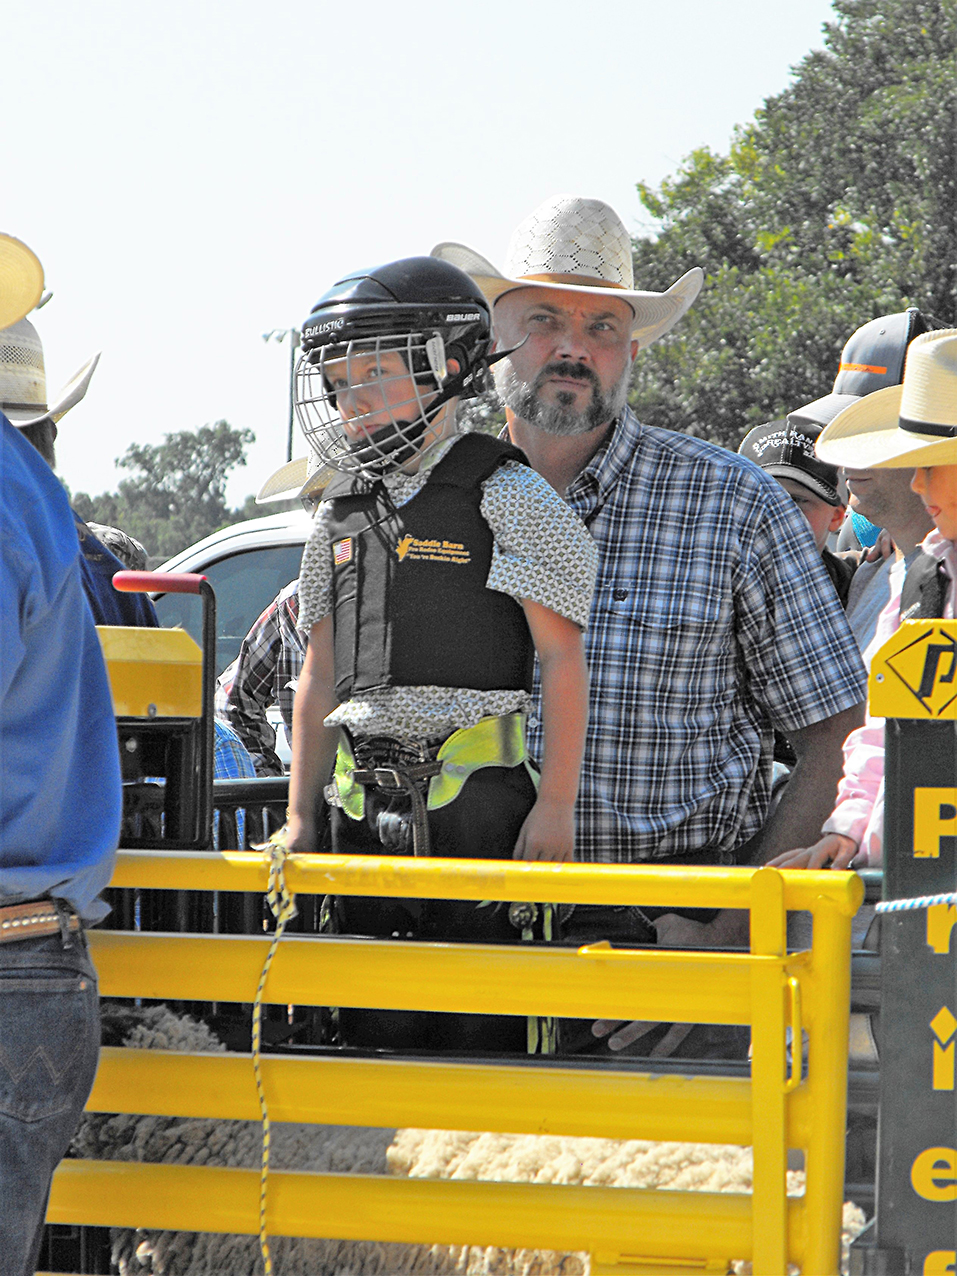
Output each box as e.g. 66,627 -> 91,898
653,701 -> 865,947
218,604 -> 287,776
750,702 -> 864,863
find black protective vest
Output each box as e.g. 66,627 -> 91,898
324,434 -> 536,700
900,552 -> 951,621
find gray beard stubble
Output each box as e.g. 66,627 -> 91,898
493,359 -> 632,436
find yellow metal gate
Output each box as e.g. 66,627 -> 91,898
48,851 -> 862,1274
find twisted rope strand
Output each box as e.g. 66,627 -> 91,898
252,834 -> 298,1275
875,891 -> 957,913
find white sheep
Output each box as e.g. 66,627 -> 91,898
74,1006 -> 868,1275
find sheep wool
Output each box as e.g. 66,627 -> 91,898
74,1006 -> 869,1275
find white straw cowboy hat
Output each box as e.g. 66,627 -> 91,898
816,329 -> 957,469
0,234 -> 44,330
431,194 -> 704,349
0,317 -> 100,427
256,449 -> 335,504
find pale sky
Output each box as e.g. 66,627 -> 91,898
4,0 -> 837,510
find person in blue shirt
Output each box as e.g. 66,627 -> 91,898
0,313 -> 157,626
0,405 -> 122,1273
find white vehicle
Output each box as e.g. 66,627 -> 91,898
153,510 -> 311,676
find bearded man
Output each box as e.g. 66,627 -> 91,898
433,197 -> 867,1055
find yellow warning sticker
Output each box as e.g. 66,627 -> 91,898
869,620 -> 957,719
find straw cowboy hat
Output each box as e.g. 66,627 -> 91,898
0,234 -> 44,330
816,328 -> 957,469
0,317 -> 100,428
431,194 -> 703,349
256,448 -> 335,505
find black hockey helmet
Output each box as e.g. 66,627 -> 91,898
295,258 -> 492,477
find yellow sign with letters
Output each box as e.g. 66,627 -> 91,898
870,620 -> 957,719
912,1146 -> 957,1202
913,788 -> 957,858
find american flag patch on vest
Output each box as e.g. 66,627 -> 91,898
333,538 -> 353,566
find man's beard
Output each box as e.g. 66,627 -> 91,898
493,358 -> 631,436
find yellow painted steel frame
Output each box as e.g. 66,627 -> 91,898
49,852 -> 862,1275
96,625 -> 203,718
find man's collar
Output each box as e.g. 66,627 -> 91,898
567,406 -> 642,502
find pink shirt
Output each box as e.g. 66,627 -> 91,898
822,530 -> 957,865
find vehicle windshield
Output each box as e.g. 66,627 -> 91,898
153,542 -> 304,674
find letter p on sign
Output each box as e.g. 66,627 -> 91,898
914,788 -> 957,858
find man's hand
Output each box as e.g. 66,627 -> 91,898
652,909 -> 747,949
589,907 -> 747,1052
768,833 -> 858,870
591,1019 -> 660,1051
864,529 -> 895,562
512,798 -> 575,862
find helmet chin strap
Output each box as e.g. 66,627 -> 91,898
343,338 -> 527,476
345,360 -> 473,474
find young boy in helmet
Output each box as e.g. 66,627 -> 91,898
285,257 -> 597,1052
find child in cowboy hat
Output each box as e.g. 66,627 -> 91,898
771,328 -> 957,871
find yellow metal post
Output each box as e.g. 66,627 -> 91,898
800,880 -> 861,1276
49,1159 -> 764,1259
88,1047 -> 759,1146
87,930 -> 756,1024
748,867 -> 789,1275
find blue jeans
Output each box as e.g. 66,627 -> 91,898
0,928 -> 100,1276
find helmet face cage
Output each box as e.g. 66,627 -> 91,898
296,321 -> 487,478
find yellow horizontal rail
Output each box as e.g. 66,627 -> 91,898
89,930 -> 763,1024
109,850 -> 863,916
48,1160 -> 806,1264
89,1047 -> 796,1146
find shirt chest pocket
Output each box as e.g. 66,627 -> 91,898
598,578 -> 729,632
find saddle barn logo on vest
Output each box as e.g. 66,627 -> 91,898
395,534 -> 471,566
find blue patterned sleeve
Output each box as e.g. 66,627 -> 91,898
732,473 -> 867,732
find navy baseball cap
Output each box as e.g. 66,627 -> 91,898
833,308 -> 933,395
793,309 -> 936,424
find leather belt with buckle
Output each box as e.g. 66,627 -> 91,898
0,900 -> 81,945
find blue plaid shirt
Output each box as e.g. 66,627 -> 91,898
527,408 -> 867,863
213,720 -> 257,780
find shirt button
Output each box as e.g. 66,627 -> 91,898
612,587 -> 629,602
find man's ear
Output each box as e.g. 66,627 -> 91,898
828,502 -> 847,534
630,339 -> 639,363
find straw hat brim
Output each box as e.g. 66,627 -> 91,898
256,456 -> 309,503
256,454 -> 335,504
816,383 -> 957,469
0,235 -> 44,330
430,243 -> 703,350
3,352 -> 100,427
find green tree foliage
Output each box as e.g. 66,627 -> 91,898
73,420 -> 256,559
629,0 -> 956,450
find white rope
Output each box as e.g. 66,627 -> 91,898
875,891 -> 957,913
